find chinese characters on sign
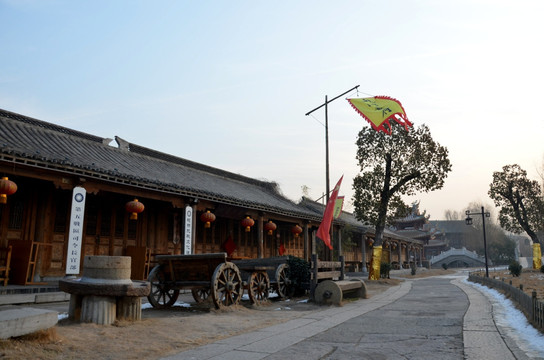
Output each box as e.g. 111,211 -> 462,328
65,186 -> 86,275
184,205 -> 193,255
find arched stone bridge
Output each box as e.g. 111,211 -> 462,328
430,247 -> 488,269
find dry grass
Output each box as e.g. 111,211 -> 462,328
474,268 -> 544,300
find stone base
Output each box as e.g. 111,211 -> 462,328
117,296 -> 142,321
81,295 -> 116,325
68,294 -> 144,324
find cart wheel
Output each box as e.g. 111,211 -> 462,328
147,265 -> 179,309
211,262 -> 243,309
248,271 -> 270,305
275,263 -> 294,299
191,287 -> 211,303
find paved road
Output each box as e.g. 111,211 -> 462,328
163,275 -> 539,360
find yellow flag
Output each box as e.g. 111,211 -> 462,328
347,96 -> 411,135
333,196 -> 344,219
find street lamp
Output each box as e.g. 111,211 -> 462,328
465,206 -> 490,278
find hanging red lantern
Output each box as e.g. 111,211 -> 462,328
0,177 -> 17,204
241,216 -> 254,232
291,224 -> 302,238
200,210 -> 216,228
125,199 -> 144,220
367,238 -> 374,246
264,220 -> 277,235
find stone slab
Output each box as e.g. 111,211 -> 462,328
0,306 -> 58,339
59,279 -> 150,297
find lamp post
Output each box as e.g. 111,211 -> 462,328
465,206 -> 490,278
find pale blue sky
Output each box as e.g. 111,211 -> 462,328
2,0 -> 544,220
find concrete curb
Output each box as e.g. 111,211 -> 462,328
453,277 -> 531,360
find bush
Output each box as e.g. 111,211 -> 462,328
287,256 -> 310,295
380,262 -> 391,279
442,263 -> 448,270
508,261 -> 522,277
410,262 -> 417,276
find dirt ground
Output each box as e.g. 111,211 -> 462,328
0,268 -> 501,360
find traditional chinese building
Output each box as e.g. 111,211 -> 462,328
0,109 -> 329,284
391,201 -> 446,264
299,197 -> 425,271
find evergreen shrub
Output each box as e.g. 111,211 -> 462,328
508,261 -> 522,277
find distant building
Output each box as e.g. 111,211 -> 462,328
391,202 -> 447,262
429,220 -> 480,251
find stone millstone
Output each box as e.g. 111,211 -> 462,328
80,255 -> 132,284
314,280 -> 343,305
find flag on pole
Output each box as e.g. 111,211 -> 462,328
316,175 -> 343,250
333,196 -> 344,219
347,96 -> 411,135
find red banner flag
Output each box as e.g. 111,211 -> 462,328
316,175 -> 343,250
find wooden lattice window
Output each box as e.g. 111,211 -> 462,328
8,200 -> 23,230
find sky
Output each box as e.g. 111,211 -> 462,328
2,0 -> 544,221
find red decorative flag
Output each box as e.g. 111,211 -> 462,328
316,175 -> 343,250
347,96 -> 411,134
278,242 -> 286,256
223,236 -> 236,256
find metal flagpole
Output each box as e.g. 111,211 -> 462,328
305,85 -> 359,203
306,85 -> 359,260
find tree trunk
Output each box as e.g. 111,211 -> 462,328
369,154 -> 391,280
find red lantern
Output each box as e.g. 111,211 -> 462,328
125,199 -> 144,220
264,220 -> 277,235
0,177 -> 17,204
241,216 -> 254,232
291,224 -> 302,238
200,210 -> 216,228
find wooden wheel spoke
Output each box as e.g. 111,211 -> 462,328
212,262 -> 242,309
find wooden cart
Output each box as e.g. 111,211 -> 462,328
232,256 -> 294,301
147,253 -> 243,310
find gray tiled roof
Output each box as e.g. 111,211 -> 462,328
0,109 -> 321,220
298,197 -> 368,230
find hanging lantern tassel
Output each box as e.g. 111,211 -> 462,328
200,210 -> 216,228
0,177 -> 17,204
264,220 -> 277,235
125,199 -> 145,220
241,216 -> 254,232
291,224 -> 302,238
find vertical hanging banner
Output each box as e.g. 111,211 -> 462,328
333,196 -> 344,219
316,175 -> 343,250
65,186 -> 86,275
184,205 -> 193,255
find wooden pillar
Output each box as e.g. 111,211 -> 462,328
303,222 -> 309,261
361,233 -> 367,274
311,229 -> 316,256
258,215 -> 263,258
337,225 -> 342,258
